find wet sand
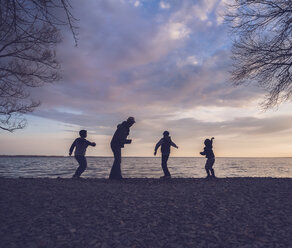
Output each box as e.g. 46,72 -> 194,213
0,177 -> 291,247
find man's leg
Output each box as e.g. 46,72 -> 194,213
109,146 -> 122,179
73,155 -> 87,178
161,153 -> 171,177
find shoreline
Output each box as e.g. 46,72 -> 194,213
1,155 -> 292,158
2,176 -> 292,180
1,178 -> 291,247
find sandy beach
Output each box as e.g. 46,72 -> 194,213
0,177 -> 291,248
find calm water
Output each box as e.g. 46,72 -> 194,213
0,157 -> 291,178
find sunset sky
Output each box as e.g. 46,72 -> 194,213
1,0 -> 292,157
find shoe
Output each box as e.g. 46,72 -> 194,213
109,176 -> 123,180
160,175 -> 171,179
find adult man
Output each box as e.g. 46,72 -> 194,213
109,117 -> 135,179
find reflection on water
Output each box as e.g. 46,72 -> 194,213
0,157 -> 291,178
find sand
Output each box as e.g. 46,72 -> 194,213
0,177 -> 291,248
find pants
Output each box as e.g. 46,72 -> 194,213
205,158 -> 215,177
73,155 -> 87,177
109,145 -> 122,179
162,153 -> 170,177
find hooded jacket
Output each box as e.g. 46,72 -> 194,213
111,121 -> 130,148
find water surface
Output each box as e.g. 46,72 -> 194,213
0,157 -> 291,178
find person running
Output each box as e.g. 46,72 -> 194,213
109,117 -> 136,180
154,131 -> 178,179
69,130 -> 96,178
200,137 -> 216,179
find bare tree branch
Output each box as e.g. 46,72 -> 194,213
0,0 -> 77,132
225,0 -> 292,109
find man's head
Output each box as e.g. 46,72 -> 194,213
79,130 -> 87,138
126,117 -> 136,127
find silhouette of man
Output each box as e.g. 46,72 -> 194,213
69,130 -> 96,178
109,117 -> 135,179
200,137 -> 216,179
154,131 -> 178,179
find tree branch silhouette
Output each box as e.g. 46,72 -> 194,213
225,0 -> 292,109
0,0 -> 77,132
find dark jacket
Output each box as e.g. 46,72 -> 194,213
155,136 -> 177,154
111,121 -> 130,148
200,140 -> 215,159
69,138 -> 93,156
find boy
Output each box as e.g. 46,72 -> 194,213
154,131 -> 178,179
69,130 -> 96,178
200,137 -> 215,179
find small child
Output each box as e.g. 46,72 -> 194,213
200,137 -> 216,179
154,131 -> 178,179
69,130 -> 96,178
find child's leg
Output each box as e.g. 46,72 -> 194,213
205,159 -> 210,177
161,153 -> 171,177
209,158 -> 216,177
73,155 -> 87,177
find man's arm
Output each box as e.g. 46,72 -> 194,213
124,139 -> 132,144
69,139 -> 77,156
119,126 -> 131,146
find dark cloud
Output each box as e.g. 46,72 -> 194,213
28,0 -> 288,139
128,114 -> 292,151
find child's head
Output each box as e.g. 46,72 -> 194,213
163,131 -> 169,137
204,139 -> 212,147
79,130 -> 87,138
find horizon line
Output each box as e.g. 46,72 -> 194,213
0,155 -> 292,158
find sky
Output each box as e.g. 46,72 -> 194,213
1,0 -> 292,157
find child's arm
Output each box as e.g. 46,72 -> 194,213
211,137 -> 214,145
200,147 -> 206,156
154,139 -> 163,156
69,139 -> 77,156
171,141 -> 178,149
87,140 -> 96,147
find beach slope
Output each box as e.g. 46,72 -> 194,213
0,178 -> 291,247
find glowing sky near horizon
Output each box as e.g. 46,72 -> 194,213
1,0 -> 292,157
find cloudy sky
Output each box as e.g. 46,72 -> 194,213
1,0 -> 292,157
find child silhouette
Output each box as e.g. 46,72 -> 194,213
200,137 -> 216,179
154,131 -> 178,179
69,130 -> 96,178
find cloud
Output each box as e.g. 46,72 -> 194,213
27,0 -> 290,145
160,1 -> 171,9
1,0 -> 292,158
134,1 -> 140,7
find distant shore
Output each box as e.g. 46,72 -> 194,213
1,155 -> 292,158
1,177 -> 291,247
